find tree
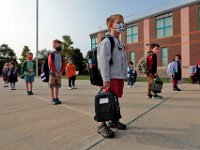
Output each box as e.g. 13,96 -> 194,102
61,35 -> 73,57
85,50 -> 91,64
0,44 -> 17,75
33,49 -> 51,75
19,46 -> 30,63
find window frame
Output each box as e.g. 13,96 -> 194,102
91,36 -> 98,50
156,13 -> 173,38
126,23 -> 138,44
130,51 -> 135,64
161,47 -> 168,67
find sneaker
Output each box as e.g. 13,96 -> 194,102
27,91 -> 31,96
97,124 -> 115,138
173,87 -> 181,91
68,87 -> 72,90
29,91 -> 34,95
127,85 -> 131,88
56,98 -> 62,104
72,86 -> 77,89
107,121 -> 127,130
146,95 -> 152,99
51,99 -> 59,105
152,95 -> 163,100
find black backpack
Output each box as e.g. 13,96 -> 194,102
88,35 -> 115,86
40,53 -> 63,82
94,89 -> 121,122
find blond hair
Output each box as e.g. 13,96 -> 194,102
106,14 -> 124,29
52,39 -> 62,49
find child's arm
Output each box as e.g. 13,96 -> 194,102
65,65 -> 69,78
97,39 -> 112,82
73,65 -> 76,76
21,61 -> 26,74
48,54 -> 56,74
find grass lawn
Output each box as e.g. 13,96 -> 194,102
68,74 -> 192,83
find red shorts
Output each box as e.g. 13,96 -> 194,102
109,79 -> 124,98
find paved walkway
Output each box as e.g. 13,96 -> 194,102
0,79 -> 199,150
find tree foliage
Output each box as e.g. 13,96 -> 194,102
61,35 -> 86,73
19,46 -> 30,63
0,44 -> 17,75
61,35 -> 73,57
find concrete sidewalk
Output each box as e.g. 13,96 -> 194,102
0,79 -> 199,150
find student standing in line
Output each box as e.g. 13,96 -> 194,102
169,55 -> 182,91
97,14 -> 128,138
66,57 -> 77,90
48,39 -> 65,105
127,61 -> 137,87
8,61 -> 18,90
146,43 -> 163,99
2,63 -> 9,87
21,52 -> 35,95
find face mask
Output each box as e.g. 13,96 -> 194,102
68,60 -> 72,64
56,47 -> 62,52
28,56 -> 33,61
175,59 -> 179,62
114,23 -> 125,33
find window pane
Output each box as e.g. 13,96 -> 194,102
92,38 -> 95,44
132,26 -> 138,34
127,36 -> 132,44
133,35 -> 138,43
165,27 -> 173,37
161,48 -> 168,66
157,19 -> 163,28
127,27 -> 132,35
157,29 -> 163,38
165,16 -> 173,26
92,45 -> 95,50
130,52 -> 135,62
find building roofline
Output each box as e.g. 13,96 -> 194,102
89,0 -> 200,37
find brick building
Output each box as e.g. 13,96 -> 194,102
89,1 -> 200,77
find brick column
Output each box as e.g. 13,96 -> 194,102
143,19 -> 150,56
181,7 -> 190,77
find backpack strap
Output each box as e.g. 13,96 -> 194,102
51,52 -> 63,62
101,35 -> 115,65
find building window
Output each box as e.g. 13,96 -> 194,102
156,13 -> 173,38
130,52 -> 135,63
91,36 -> 98,50
161,48 -> 168,66
126,24 -> 138,44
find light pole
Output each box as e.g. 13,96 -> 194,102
36,0 -> 39,77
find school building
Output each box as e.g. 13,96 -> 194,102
89,1 -> 200,77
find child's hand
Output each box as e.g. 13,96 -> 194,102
55,73 -> 59,77
58,72 -> 62,77
104,82 -> 110,89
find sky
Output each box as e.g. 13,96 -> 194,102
0,0 -> 194,59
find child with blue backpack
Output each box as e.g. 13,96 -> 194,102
167,54 -> 182,91
127,61 -> 137,87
